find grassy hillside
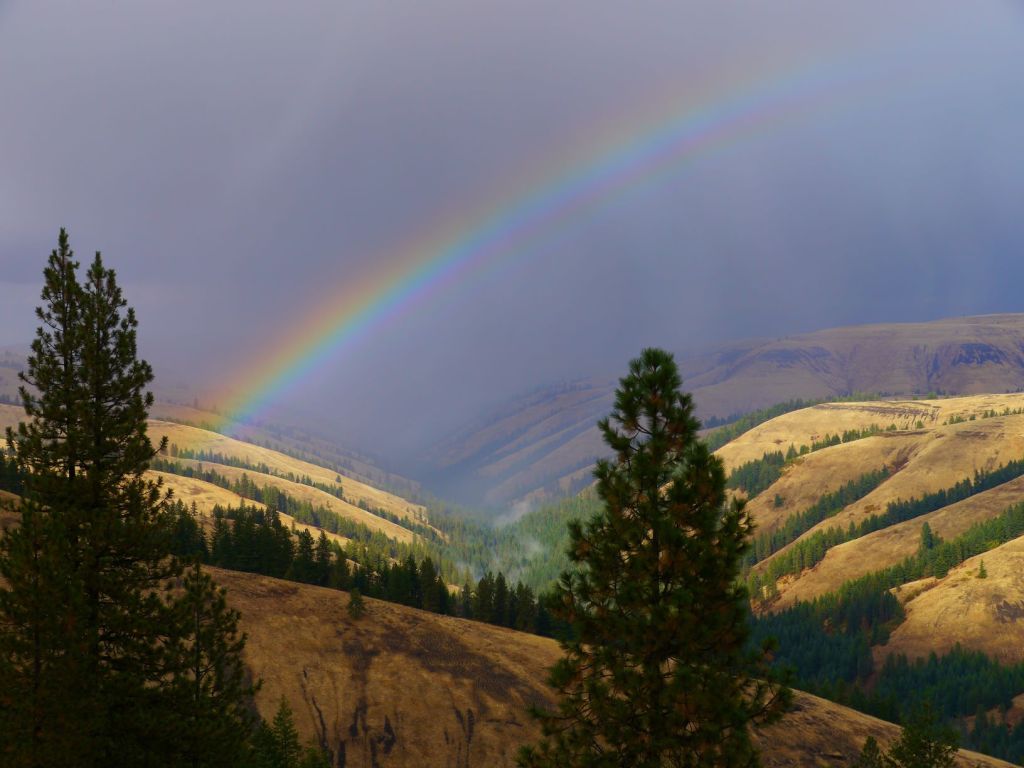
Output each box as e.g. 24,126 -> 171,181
734,395 -> 1024,605
221,568 -> 1011,767
147,420 -> 425,523
426,314 -> 1024,506
884,540 -> 1024,665
1,403 -> 429,542
149,401 -> 423,502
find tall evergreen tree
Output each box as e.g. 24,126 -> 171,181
0,231 -> 96,766
519,348 -> 790,768
0,231 -> 256,767
885,703 -> 958,768
164,562 -> 259,767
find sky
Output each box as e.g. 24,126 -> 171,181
2,1 -> 1024,458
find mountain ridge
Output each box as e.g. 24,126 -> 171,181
426,314 -> 1024,506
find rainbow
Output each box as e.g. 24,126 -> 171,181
213,51 -> 865,433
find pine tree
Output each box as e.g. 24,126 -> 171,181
519,348 -> 790,768
856,703 -> 959,768
270,696 -> 303,768
0,231 -> 257,766
919,522 -> 936,551
164,561 -> 259,767
314,531 -> 332,586
347,588 -> 366,619
854,736 -> 885,768
0,231 -> 98,765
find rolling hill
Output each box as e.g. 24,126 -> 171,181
6,384 -> 1024,763
222,568 -> 1011,768
426,314 -> 1024,506
737,394 -> 1024,610
0,403 -> 431,551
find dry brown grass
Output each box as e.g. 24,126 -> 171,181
0,408 -> 424,525
153,470 -> 252,512
170,459 -> 416,543
774,475 -> 1024,608
744,432 -> 918,538
215,567 -> 1011,767
881,538 -> 1024,665
148,420 -> 425,523
153,471 -> 351,548
754,410 -> 1024,608
717,394 -> 1024,471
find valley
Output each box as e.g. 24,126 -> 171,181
7,360 -> 1024,763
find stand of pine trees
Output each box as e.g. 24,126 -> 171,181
165,500 -> 560,635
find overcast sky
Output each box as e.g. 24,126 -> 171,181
2,1 -> 1023,456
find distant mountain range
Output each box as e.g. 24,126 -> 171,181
424,314 -> 1024,506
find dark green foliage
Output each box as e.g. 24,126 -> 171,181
164,561 -> 259,767
966,708 -> 1024,764
752,499 -> 1024,764
168,499 -> 553,634
726,450 -> 785,498
754,502 -> 1024,721
0,453 -> 24,496
885,702 -> 958,768
854,736 -> 885,768
868,647 -> 1024,725
520,349 -> 790,767
251,697 -> 328,768
249,697 -> 330,768
751,573 -> 901,692
0,232 -> 256,767
347,588 -> 366,619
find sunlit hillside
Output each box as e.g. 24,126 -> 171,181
0,403 -> 431,562
219,568 -> 1012,768
427,315 -> 1024,506
735,394 -> 1024,611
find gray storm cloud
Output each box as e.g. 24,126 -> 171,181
1,0 -> 1023,458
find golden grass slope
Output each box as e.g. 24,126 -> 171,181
0,407 -> 425,525
219,568 -> 1010,767
2,405 -> 421,546
749,408 -> 1024,608
148,472 -> 356,548
882,539 -> 1024,666
170,459 -> 415,543
148,420 -> 425,523
148,401 -> 423,501
777,475 -> 1024,608
716,394 -> 1024,471
742,432 -> 918,539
